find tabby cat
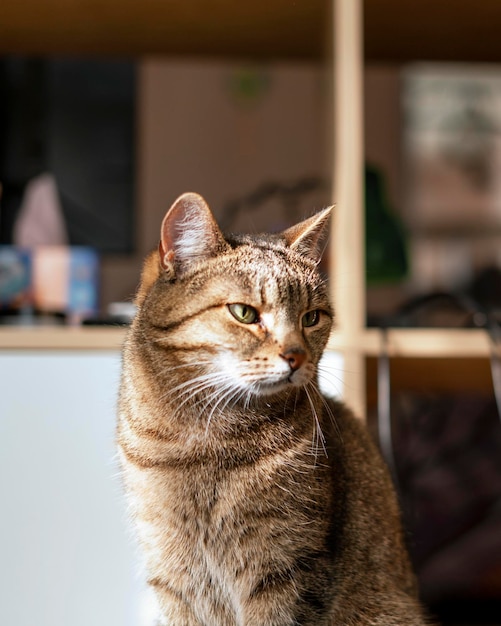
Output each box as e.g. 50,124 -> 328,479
117,192 -> 427,625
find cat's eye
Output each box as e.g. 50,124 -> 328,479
228,303 -> 259,324
302,309 -> 320,328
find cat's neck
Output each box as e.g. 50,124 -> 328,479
125,362 -> 325,469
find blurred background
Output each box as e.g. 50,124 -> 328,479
1,1 -> 501,625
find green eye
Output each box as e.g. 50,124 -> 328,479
228,303 -> 259,324
302,310 -> 320,328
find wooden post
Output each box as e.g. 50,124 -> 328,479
330,0 -> 366,418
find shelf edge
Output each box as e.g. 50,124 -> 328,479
327,328 -> 492,358
0,326 -> 128,351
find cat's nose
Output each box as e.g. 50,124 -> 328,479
280,348 -> 306,372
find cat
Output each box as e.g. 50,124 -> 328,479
117,192 -> 428,625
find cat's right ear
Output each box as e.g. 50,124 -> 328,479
159,192 -> 227,277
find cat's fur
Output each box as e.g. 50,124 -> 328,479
117,192 -> 427,625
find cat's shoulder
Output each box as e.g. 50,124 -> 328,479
323,396 -> 388,470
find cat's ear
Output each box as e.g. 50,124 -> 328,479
159,192 -> 227,276
282,206 -> 333,262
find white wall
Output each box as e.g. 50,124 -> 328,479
0,351 -> 146,626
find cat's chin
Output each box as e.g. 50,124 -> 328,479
253,378 -> 303,398
255,383 -> 289,397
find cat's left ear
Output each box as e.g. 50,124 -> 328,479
159,192 -> 228,276
282,206 -> 333,262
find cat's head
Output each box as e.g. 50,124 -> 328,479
134,192 -> 332,402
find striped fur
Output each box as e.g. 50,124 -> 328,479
117,193 -> 427,625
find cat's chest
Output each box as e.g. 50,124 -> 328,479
127,461 -> 259,577
143,461 -> 259,524
128,448 -> 312,543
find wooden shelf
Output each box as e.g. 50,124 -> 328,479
328,328 -> 493,358
0,326 -> 492,358
0,0 -> 327,59
0,326 -> 127,350
364,0 -> 501,63
3,0 -> 500,414
3,1 -> 501,62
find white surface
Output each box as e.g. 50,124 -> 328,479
318,350 -> 344,399
0,351 -> 146,626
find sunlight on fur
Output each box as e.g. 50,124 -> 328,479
117,192 -> 429,625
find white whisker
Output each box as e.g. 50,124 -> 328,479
309,380 -> 342,442
304,383 -> 327,462
204,385 -> 241,436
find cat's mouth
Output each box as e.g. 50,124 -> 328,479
255,374 -> 306,396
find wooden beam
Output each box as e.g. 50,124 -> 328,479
0,0 -> 327,59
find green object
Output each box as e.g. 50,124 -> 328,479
365,165 -> 408,285
227,67 -> 270,107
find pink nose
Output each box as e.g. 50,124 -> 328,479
280,349 -> 306,371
